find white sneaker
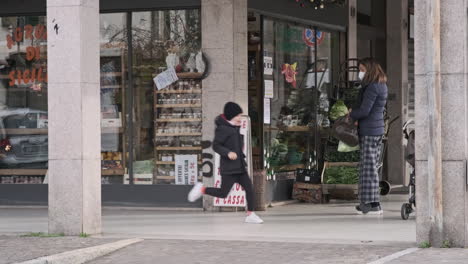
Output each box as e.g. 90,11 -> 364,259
188,182 -> 203,202
245,212 -> 264,224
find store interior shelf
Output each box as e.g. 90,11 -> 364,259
155,118 -> 202,123
276,164 -> 306,171
101,169 -> 125,175
0,169 -> 47,175
156,90 -> 202,94
155,133 -> 202,137
156,161 -> 203,165
155,104 -> 202,108
4,129 -> 48,135
156,146 -> 202,151
101,127 -> 123,134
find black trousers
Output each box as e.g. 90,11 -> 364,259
205,172 -> 255,211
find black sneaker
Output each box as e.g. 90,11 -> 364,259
355,204 -> 383,215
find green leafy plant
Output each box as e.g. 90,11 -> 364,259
324,167 -> 359,184
419,241 -> 431,248
442,240 -> 451,248
79,233 -> 89,238
22,232 -> 64,238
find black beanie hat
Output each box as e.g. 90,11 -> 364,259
223,102 -> 243,121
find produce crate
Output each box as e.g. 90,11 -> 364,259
321,162 -> 359,200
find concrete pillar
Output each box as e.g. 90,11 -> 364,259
47,0 -> 101,235
386,0 -> 408,185
201,0 -> 248,210
347,0 -> 357,60
415,0 -> 468,247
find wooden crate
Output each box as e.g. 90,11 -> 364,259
321,162 -> 359,200
292,182 -> 324,203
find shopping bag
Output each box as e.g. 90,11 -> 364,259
331,116 -> 359,147
338,141 -> 359,152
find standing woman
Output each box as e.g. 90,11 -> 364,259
349,58 -> 388,215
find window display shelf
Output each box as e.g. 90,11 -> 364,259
156,146 -> 202,151
176,72 -> 203,79
155,118 -> 202,123
156,90 -> 202,94
156,161 -> 202,165
155,104 -> 202,108
154,74 -> 203,185
155,133 -> 202,137
0,169 -> 47,175
101,169 -> 125,175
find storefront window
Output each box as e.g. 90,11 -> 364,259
100,13 -> 128,184
132,10 -> 202,185
262,18 -> 339,177
0,10 -> 202,186
0,16 -> 48,184
100,10 -> 202,185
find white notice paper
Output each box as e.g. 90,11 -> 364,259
264,80 -> 274,98
264,98 -> 271,124
153,67 -> 179,90
264,56 -> 273,75
175,155 -> 198,185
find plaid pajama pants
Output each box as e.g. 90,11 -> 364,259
358,136 -> 382,204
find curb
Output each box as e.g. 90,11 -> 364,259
15,238 -> 143,264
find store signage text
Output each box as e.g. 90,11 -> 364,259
5,24 -> 48,87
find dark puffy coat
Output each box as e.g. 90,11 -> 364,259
213,115 -> 247,175
350,82 -> 388,136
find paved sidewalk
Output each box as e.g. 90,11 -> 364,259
88,239 -> 409,264
0,201 -> 416,245
0,199 -> 419,263
0,235 -> 118,264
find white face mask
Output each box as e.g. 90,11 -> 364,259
358,71 -> 366,80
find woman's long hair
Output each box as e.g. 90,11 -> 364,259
359,58 -> 387,84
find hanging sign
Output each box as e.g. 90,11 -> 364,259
213,116 -> 252,207
153,67 -> 179,90
175,155 -> 198,185
303,28 -> 325,47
